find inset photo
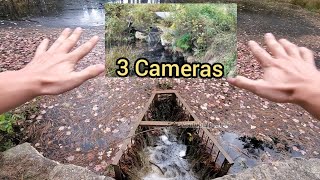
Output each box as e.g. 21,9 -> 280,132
105,4 -> 237,78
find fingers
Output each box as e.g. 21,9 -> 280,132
58,27 -> 83,53
299,47 -> 315,65
227,76 -> 264,94
264,33 -> 288,59
69,36 -> 99,62
248,40 -> 274,67
74,64 -> 105,82
278,39 -> 301,59
48,28 -> 72,52
34,38 -> 49,58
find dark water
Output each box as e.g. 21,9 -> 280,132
28,0 -> 106,27
8,0 -> 163,27
218,132 -> 303,174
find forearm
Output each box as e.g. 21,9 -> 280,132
0,70 -> 41,114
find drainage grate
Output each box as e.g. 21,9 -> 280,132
111,90 -> 234,180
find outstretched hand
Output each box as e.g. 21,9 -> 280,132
0,28 -> 105,114
228,33 -> 317,103
22,27 -> 105,95
228,33 -> 320,119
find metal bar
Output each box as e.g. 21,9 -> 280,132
204,137 -> 209,147
111,93 -> 156,166
139,121 -> 200,127
174,92 -> 234,165
218,158 -> 232,176
209,143 -> 214,154
201,130 -> 204,140
113,165 -> 123,180
152,90 -> 176,94
214,150 -> 220,163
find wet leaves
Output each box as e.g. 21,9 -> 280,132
66,155 -> 75,162
58,126 -> 65,131
200,103 -> 208,110
2,21 -> 320,175
172,40 -> 320,161
112,129 -> 119,134
92,105 -> 99,111
292,119 -> 299,123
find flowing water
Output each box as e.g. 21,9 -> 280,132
142,128 -> 198,180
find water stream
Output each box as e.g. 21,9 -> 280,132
142,128 -> 198,180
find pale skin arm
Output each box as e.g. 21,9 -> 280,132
228,33 -> 320,119
0,27 -> 105,114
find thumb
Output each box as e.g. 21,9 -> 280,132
227,76 -> 263,94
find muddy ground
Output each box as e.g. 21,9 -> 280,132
0,0 -> 320,177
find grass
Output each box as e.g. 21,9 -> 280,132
290,0 -> 320,12
166,4 -> 237,77
105,4 -> 237,77
0,113 -> 21,134
105,46 -> 139,77
105,4 -> 174,43
202,32 -> 237,77
0,99 -> 39,152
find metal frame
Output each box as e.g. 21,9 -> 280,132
111,90 -> 234,180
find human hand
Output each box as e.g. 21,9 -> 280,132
227,33 -> 318,104
20,27 -> 105,95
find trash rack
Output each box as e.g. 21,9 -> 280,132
110,90 -> 234,180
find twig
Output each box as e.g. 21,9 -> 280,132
149,161 -> 164,175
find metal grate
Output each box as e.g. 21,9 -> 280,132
111,90 -> 234,180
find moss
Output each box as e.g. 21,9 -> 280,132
176,33 -> 192,51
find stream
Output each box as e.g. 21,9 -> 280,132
142,128 -> 198,180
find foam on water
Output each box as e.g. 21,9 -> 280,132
143,129 -> 198,180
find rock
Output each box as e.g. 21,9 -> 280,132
186,56 -> 197,63
49,164 -> 109,180
155,12 -> 171,19
215,158 -> 320,180
160,34 -> 172,46
208,58 -> 217,65
135,31 -> 147,40
158,25 -> 173,47
0,143 -> 114,180
0,143 -> 58,180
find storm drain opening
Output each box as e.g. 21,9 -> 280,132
146,92 -> 191,122
111,90 -> 233,180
